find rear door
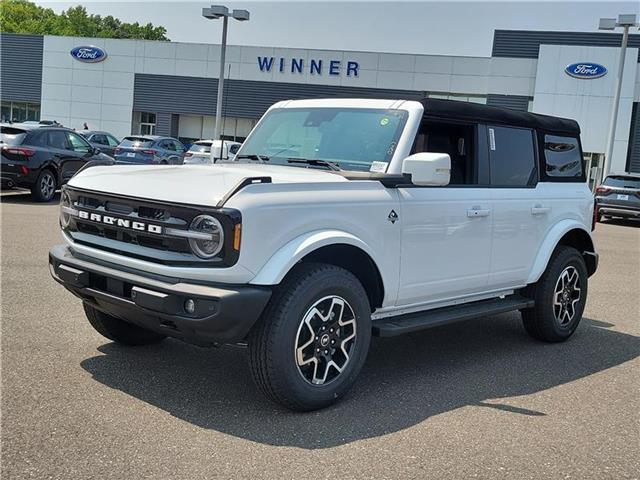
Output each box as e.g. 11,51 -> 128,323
105,134 -> 120,157
63,131 -> 94,180
89,133 -> 110,155
45,130 -> 77,182
487,125 -> 547,289
172,140 -> 186,163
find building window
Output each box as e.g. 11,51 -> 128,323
139,112 -> 156,135
0,101 -> 40,123
428,92 -> 487,104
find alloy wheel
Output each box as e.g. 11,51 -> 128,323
294,295 -> 357,385
553,266 -> 581,326
40,173 -> 55,199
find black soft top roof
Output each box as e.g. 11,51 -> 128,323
420,98 -> 580,135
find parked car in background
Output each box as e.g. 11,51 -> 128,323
78,130 -> 120,157
113,136 -> 186,165
20,120 -> 62,126
595,174 -> 640,221
183,139 -> 241,164
0,123 -> 114,201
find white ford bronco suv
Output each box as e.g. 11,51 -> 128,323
50,98 -> 598,411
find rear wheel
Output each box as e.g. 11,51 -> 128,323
522,246 -> 588,342
248,263 -> 371,411
31,169 -> 57,202
83,304 -> 166,346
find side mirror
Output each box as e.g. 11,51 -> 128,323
92,146 -> 101,155
401,152 -> 451,186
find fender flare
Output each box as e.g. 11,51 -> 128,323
250,229 -> 379,286
527,220 -> 594,284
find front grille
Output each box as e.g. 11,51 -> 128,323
66,188 -> 196,261
63,186 -> 241,268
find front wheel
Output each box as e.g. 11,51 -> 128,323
521,246 -> 588,342
248,263 -> 372,411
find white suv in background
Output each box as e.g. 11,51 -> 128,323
183,139 -> 241,164
50,98 -> 598,411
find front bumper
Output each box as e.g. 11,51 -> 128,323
49,244 -> 271,346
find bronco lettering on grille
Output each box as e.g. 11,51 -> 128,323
78,210 -> 163,234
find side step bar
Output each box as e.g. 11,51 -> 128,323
372,295 -> 534,337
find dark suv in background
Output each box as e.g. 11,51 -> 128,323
595,174 -> 640,222
1,124 -> 114,201
113,136 -> 186,165
78,130 -> 121,157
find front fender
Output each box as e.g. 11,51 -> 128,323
527,220 -> 593,284
249,230 -> 377,286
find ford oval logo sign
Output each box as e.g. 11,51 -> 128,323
70,45 -> 107,63
565,62 -> 607,79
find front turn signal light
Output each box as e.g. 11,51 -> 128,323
233,223 -> 242,251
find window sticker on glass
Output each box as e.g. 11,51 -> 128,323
380,117 -> 390,126
489,128 -> 496,151
370,161 -> 388,173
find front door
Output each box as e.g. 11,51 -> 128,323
396,186 -> 492,306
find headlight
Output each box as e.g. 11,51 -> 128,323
59,190 -> 72,228
188,215 -> 224,259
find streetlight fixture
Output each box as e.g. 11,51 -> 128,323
202,5 -> 250,161
598,13 -> 638,179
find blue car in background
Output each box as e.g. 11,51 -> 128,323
114,135 -> 187,165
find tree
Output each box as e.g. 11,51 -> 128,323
0,0 -> 169,41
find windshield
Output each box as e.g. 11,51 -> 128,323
189,142 -> 212,154
603,176 -> 640,189
237,107 -> 408,171
1,127 -> 27,146
121,137 -> 154,148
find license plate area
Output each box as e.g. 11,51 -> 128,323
617,194 -> 629,201
126,152 -> 135,157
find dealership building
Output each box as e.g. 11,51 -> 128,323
1,29 -> 640,179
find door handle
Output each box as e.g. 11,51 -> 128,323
531,206 -> 551,215
467,207 -> 491,218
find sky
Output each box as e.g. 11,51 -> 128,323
35,1 -> 640,57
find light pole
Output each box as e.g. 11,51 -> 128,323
598,14 -> 638,179
202,5 -> 249,161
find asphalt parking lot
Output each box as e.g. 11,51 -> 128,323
1,189 -> 638,480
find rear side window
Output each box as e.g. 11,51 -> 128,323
173,141 -> 185,153
488,126 -> 536,187
543,135 -> 583,179
106,135 -> 120,147
67,132 -> 91,153
46,131 -> 69,150
1,127 -> 27,145
91,134 -> 109,145
189,142 -> 211,153
121,137 -> 154,148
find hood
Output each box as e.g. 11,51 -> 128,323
67,163 -> 348,206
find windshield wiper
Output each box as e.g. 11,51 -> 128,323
286,158 -> 341,171
235,154 -> 270,163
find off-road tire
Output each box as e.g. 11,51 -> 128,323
521,246 -> 588,342
248,263 -> 372,411
83,303 -> 166,346
31,169 -> 57,202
